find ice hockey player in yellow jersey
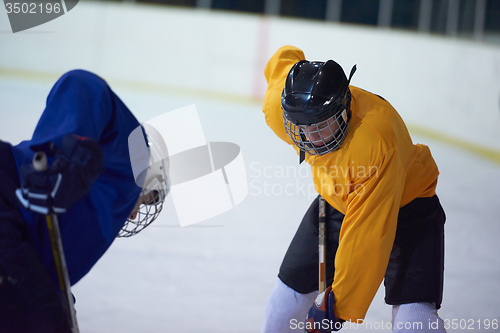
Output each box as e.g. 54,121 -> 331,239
261,45 -> 446,333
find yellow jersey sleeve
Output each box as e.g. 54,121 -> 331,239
263,45 -> 305,145
331,147 -> 404,322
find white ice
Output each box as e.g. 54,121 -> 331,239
1,2 -> 499,332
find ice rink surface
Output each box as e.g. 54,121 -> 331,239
1,74 -> 499,332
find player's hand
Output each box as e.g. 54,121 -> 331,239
16,134 -> 103,215
304,286 -> 343,332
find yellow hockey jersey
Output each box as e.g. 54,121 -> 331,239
263,45 -> 439,322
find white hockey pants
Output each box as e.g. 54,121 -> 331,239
262,278 -> 446,333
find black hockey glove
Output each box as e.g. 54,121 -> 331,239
304,286 -> 343,332
16,134 -> 103,215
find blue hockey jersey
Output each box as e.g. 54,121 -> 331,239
11,70 -> 143,286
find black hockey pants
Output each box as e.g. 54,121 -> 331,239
0,140 -> 71,333
278,195 -> 445,308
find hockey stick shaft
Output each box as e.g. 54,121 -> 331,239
46,213 -> 80,333
318,196 -> 327,293
33,152 -> 80,333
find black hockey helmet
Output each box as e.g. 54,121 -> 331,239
282,60 -> 356,156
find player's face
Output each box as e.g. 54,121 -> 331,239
300,117 -> 339,147
128,191 -> 159,220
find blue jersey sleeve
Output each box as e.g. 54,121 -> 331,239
13,70 -> 144,285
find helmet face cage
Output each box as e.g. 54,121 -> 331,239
284,106 -> 349,156
281,60 -> 356,156
119,185 -> 168,238
119,152 -> 170,238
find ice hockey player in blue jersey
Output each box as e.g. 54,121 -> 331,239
0,70 -> 170,333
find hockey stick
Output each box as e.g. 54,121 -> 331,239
33,152 -> 80,333
318,196 -> 327,293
